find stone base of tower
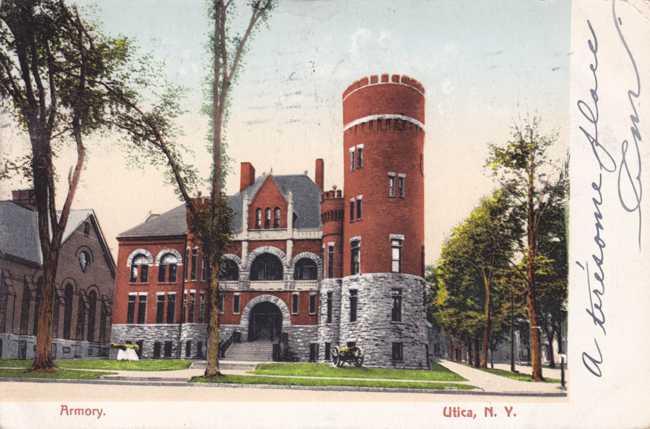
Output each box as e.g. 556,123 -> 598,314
334,273 -> 429,369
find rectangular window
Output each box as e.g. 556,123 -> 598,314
188,292 -> 195,323
349,200 -> 355,222
356,197 -> 362,219
140,265 -> 148,283
201,256 -> 208,281
309,343 -> 319,362
185,341 -> 192,358
158,265 -> 166,283
184,249 -> 188,280
351,240 -> 360,275
166,293 -> 176,323
164,341 -> 172,358
153,341 -> 161,358
392,342 -> 404,361
357,146 -> 363,168
327,245 -> 334,278
291,293 -> 299,314
398,176 -> 405,198
127,295 -> 136,324
137,295 -> 147,324
388,175 -> 396,197
391,239 -> 402,273
326,291 -> 333,323
217,292 -> 224,314
156,294 -> 165,323
349,149 -> 355,171
169,264 -> 177,283
391,289 -> 402,322
190,248 -> 198,280
233,294 -> 240,314
309,293 -> 317,315
324,342 -> 331,361
199,291 -> 207,322
349,289 -> 358,322
196,341 -> 204,359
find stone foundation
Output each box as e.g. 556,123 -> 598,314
337,273 -> 429,368
0,333 -> 108,359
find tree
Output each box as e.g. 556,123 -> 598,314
0,0 -> 152,370
109,0 -> 275,377
433,190 -> 521,367
486,116 -> 564,381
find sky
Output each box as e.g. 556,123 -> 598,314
0,0 -> 570,262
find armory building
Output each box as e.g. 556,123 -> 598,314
111,74 -> 437,368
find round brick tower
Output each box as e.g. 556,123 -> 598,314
338,74 -> 428,368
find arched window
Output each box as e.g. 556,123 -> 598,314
19,280 -> 30,335
265,208 -> 272,228
87,290 -> 97,342
294,258 -> 318,280
273,207 -> 281,228
32,279 -> 43,335
255,208 -> 262,228
76,293 -> 86,340
218,259 -> 239,281
63,284 -> 74,339
250,253 -> 283,281
158,253 -> 179,283
130,254 -> 149,283
78,249 -> 92,272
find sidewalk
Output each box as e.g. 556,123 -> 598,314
437,360 -> 564,394
490,362 -> 567,380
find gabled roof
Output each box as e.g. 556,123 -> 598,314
118,174 -> 322,239
0,201 -> 115,274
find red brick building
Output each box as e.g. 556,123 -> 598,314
111,74 -> 430,367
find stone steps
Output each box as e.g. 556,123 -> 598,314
224,340 -> 274,362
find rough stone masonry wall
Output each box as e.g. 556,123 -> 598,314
285,325 -> 319,360
338,273 -> 428,368
111,324 -> 182,358
317,278 -> 342,360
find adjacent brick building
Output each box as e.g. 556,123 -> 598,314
111,74 -> 432,367
0,190 -> 116,359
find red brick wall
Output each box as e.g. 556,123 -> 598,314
342,76 -> 425,277
113,238 -> 185,324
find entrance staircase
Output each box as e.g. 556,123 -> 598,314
224,340 -> 274,362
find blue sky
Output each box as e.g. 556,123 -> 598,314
0,0 -> 570,260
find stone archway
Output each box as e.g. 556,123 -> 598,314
240,294 -> 291,342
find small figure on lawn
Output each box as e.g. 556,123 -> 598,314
331,345 -> 364,367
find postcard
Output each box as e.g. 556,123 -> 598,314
0,0 -> 648,428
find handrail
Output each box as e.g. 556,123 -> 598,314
219,331 -> 236,358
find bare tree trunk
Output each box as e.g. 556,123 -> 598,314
526,145 -> 544,382
480,271 -> 491,368
205,260 -> 222,377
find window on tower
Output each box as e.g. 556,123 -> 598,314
398,175 -> 406,198
349,200 -> 355,222
350,240 -> 360,275
357,146 -> 364,168
391,238 -> 403,273
356,196 -> 363,219
349,148 -> 355,171
349,289 -> 358,322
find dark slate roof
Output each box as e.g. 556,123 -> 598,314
118,174 -> 321,239
0,201 -> 103,266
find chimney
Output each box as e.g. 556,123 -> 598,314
315,158 -> 324,191
240,162 -> 256,192
11,189 -> 36,210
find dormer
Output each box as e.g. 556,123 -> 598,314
247,175 -> 289,230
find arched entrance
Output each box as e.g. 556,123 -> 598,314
248,302 -> 282,341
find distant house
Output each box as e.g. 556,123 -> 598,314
0,189 -> 115,359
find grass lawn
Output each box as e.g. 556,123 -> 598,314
192,374 -> 476,390
253,361 -> 465,382
0,359 -> 192,371
0,368 -> 113,380
482,368 -> 560,383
